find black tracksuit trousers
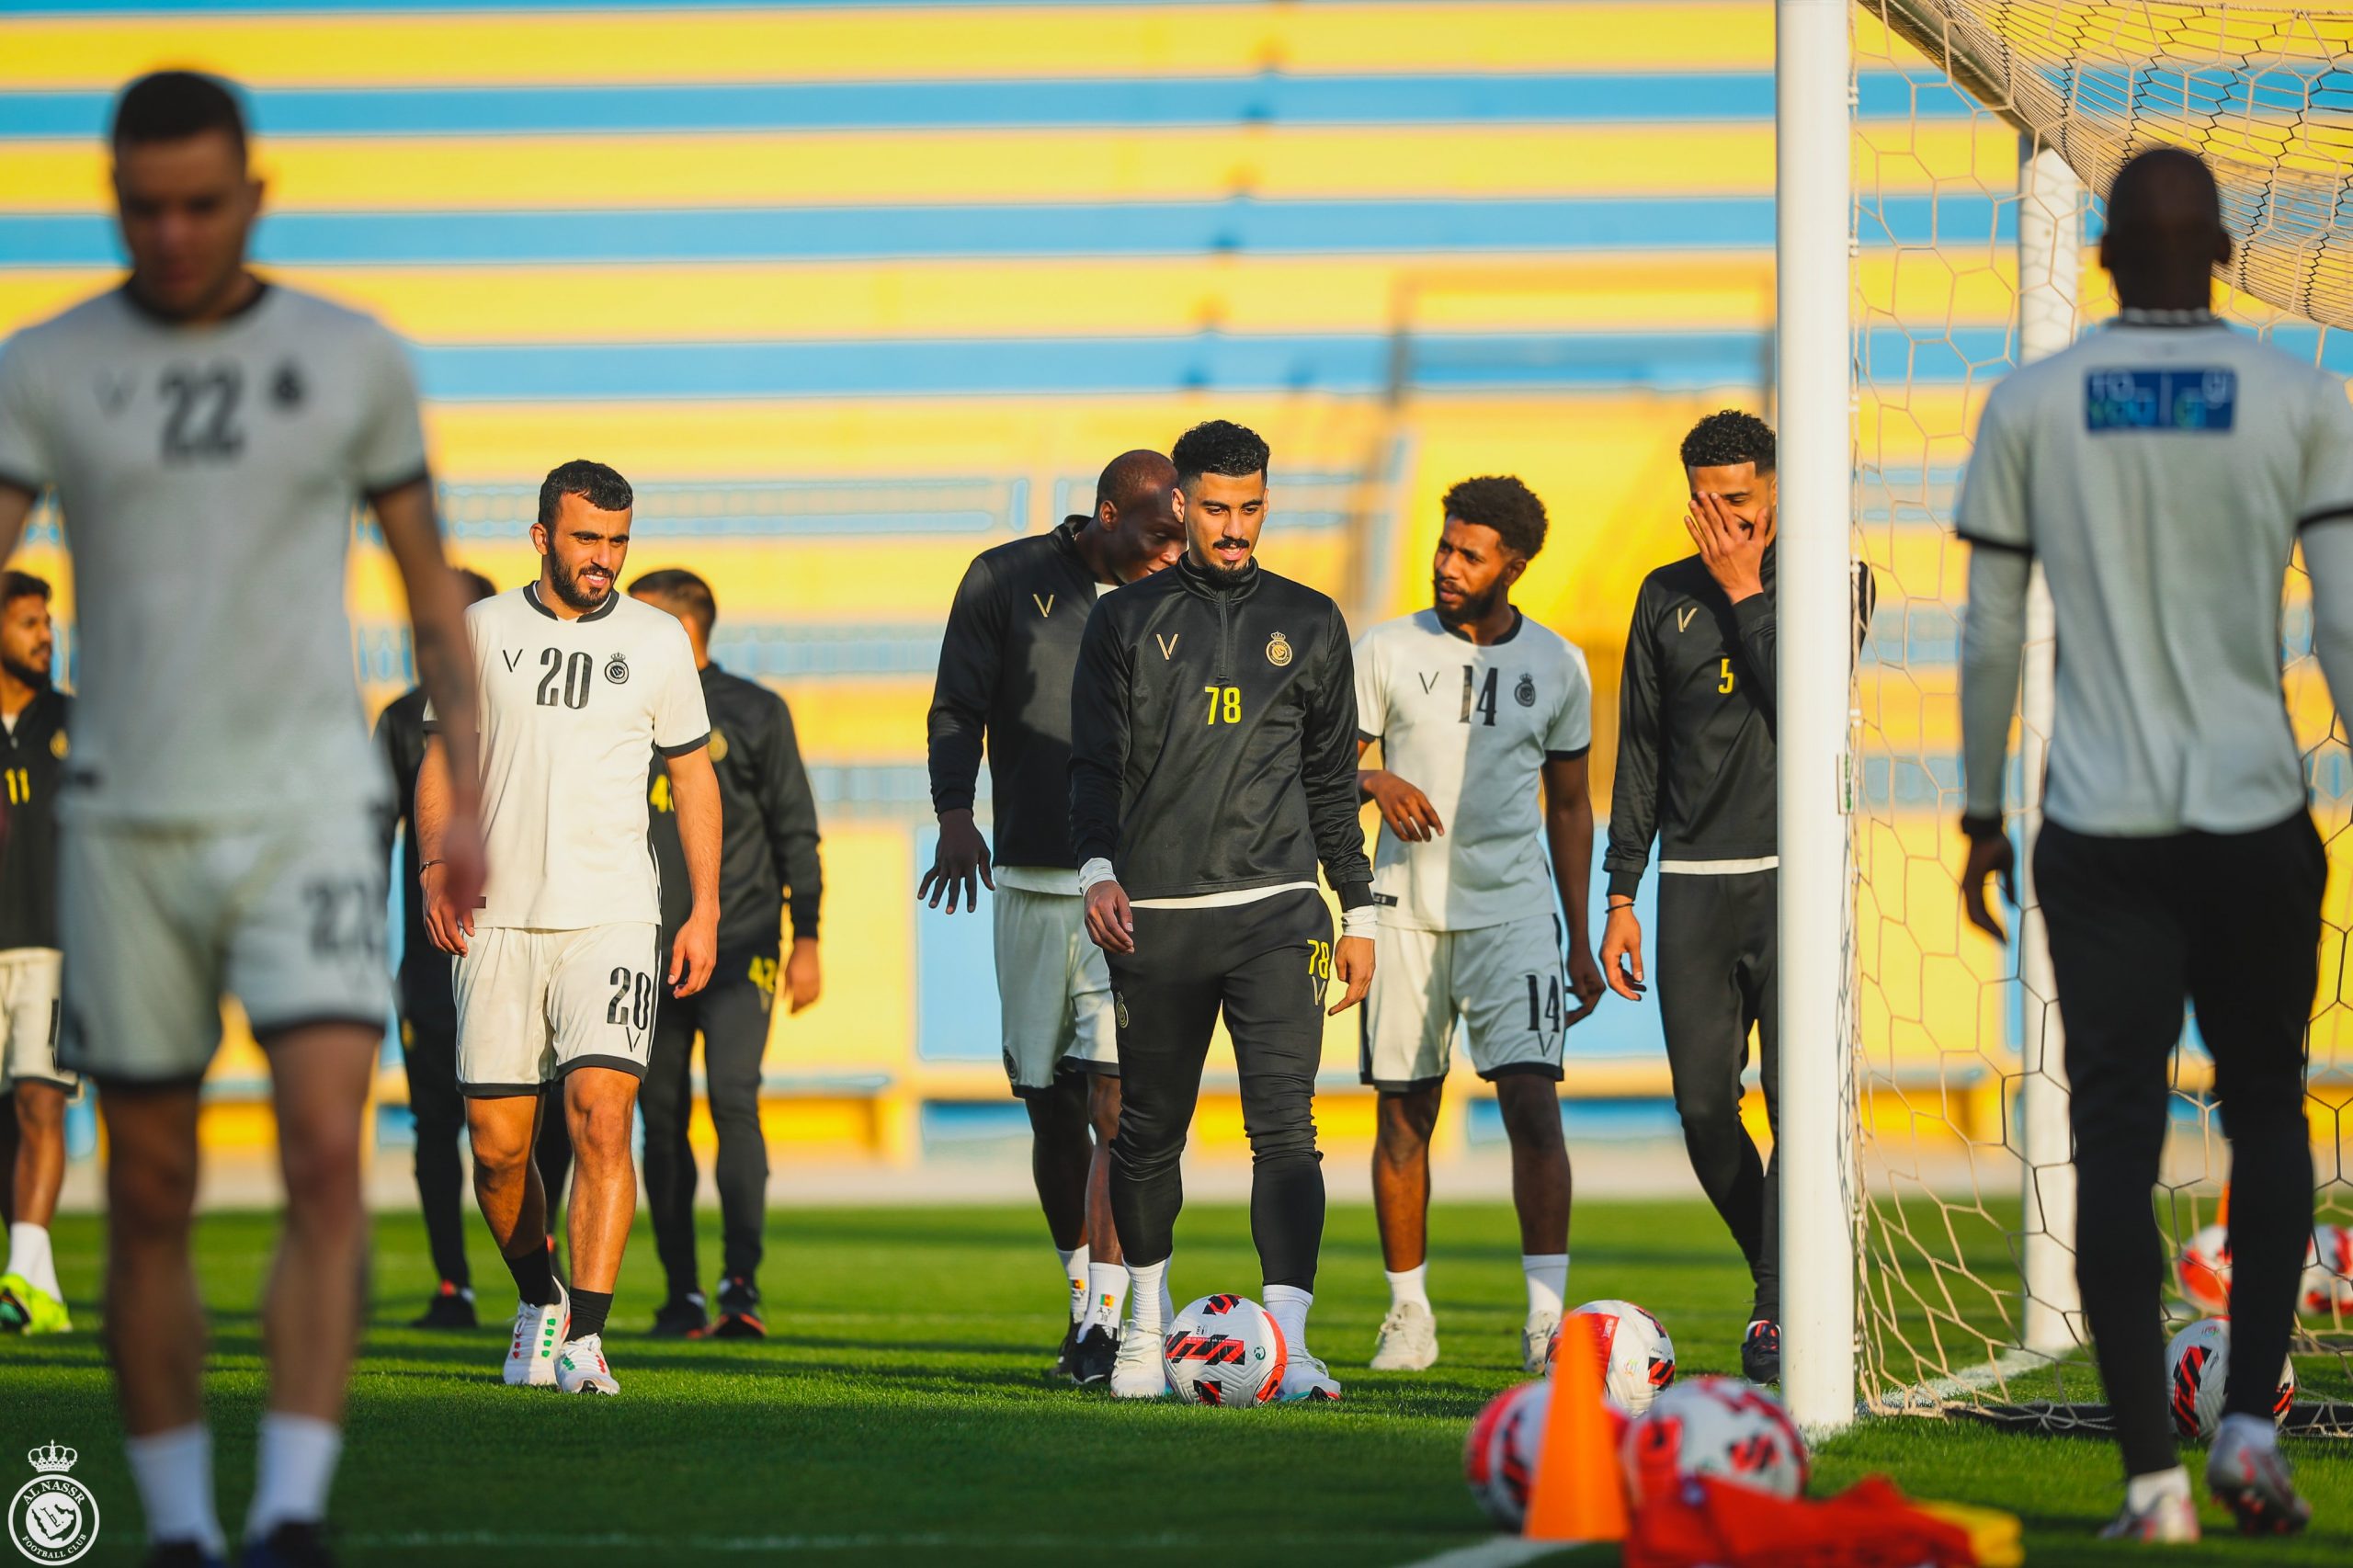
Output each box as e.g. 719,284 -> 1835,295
1656,868 -> 1780,1322
1107,889 -> 1331,1290
641,944 -> 777,1295
2035,812 -> 2322,1479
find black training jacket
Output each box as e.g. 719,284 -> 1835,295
1070,555 -> 1372,907
649,663 -> 824,952
926,518 -> 1106,869
373,687 -> 441,1000
0,687 -> 69,950
1604,545 -> 1874,897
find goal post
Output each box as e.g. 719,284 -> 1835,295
1774,0 -> 1859,1437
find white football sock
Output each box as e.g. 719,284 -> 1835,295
1384,1263 -> 1430,1312
127,1423 -> 225,1554
245,1413 -> 343,1541
1522,1253 -> 1569,1318
6,1220 -> 59,1300
1158,1273 -> 1175,1328
2217,1413 -> 2280,1455
1263,1284 -> 1313,1358
2124,1464 -> 2192,1514
1056,1244 -> 1089,1323
1084,1261 -> 1129,1329
1127,1258 -> 1169,1335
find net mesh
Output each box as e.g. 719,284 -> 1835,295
1850,0 -> 2353,1433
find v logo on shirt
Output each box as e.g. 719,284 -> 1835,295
1033,594 -> 1054,619
1155,633 -> 1181,660
502,650 -> 523,672
1677,607 -> 1699,633
1417,672 -> 1440,695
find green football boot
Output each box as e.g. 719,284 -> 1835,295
0,1273 -> 71,1334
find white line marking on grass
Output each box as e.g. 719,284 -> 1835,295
1392,1540 -> 1570,1568
348,1530 -> 1461,1554
1866,1344 -> 2052,1415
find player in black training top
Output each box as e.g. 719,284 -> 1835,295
1071,419 -> 1374,1402
376,567 -> 573,1328
924,450 -> 1185,1384
1599,410 -> 1872,1385
632,568 -> 824,1340
0,571 -> 74,1335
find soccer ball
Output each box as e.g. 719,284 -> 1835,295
1621,1375 -> 1809,1506
2176,1223 -> 2233,1314
2165,1318 -> 2294,1441
1163,1294 -> 1287,1406
1551,1299 -> 1677,1415
1461,1380 -> 1629,1531
2300,1223 -> 2353,1316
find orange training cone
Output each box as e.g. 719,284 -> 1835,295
1523,1312 -> 1631,1542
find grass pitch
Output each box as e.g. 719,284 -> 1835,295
3,1198 -> 2348,1566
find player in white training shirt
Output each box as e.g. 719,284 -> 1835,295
0,74 -> 487,1565
416,460 -> 719,1398
1352,477 -> 1604,1373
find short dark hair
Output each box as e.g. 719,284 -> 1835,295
1441,475 -> 1548,559
538,460 -> 632,528
111,72 -> 248,163
1170,420 -> 1271,486
2,571 -> 51,608
454,568 -> 497,607
629,568 -> 716,638
1680,410 -> 1776,473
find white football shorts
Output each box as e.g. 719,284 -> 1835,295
993,886 -> 1117,1095
1361,912 -> 1569,1090
0,948 -> 74,1094
454,923 -> 661,1096
58,812 -> 392,1084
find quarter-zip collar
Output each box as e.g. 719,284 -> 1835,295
1175,552 -> 1261,603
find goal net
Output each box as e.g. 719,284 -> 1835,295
1850,0 -> 2353,1432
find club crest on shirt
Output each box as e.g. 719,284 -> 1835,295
1266,631 -> 1293,667
271,362 -> 305,409
709,730 -> 730,763
1114,992 -> 1130,1029
1516,674 -> 1537,707
48,730 -> 66,759
604,653 -> 630,685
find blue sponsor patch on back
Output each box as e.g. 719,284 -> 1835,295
2084,368 -> 2238,432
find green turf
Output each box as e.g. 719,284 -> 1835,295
2,1199 -> 2348,1566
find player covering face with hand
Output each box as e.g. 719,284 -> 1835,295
417,460 -> 721,1400
1070,419 -> 1375,1402
1353,477 -> 1604,1374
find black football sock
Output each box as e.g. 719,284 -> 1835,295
504,1239 -> 557,1308
569,1289 -> 613,1341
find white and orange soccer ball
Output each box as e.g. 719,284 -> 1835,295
2299,1223 -> 2353,1316
2177,1222 -> 2352,1318
2176,1223 -> 2234,1315
1461,1380 -> 1629,1531
2165,1318 -> 2294,1441
1163,1294 -> 1287,1407
1621,1375 -> 1809,1506
1548,1299 -> 1677,1415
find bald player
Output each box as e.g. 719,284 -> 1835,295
923,451 -> 1185,1383
1961,147 -> 2353,1540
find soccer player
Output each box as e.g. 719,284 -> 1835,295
1353,477 -> 1605,1373
631,567 -> 824,1339
376,567 -> 574,1328
923,451 -> 1185,1382
0,571 -> 75,1335
417,460 -> 719,1397
1600,411 -> 1871,1385
1960,147 -> 2353,1540
1072,419 -> 1376,1402
0,72 -> 488,1565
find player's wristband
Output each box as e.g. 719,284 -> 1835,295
1959,813 -> 2004,843
418,859 -> 444,878
1340,905 -> 1379,940
1078,857 -> 1118,895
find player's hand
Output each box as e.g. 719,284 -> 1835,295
671,908 -> 719,998
421,816 -> 483,957
1961,830 -> 2016,943
1565,942 -> 1607,1024
785,935 -> 822,1014
919,808 -> 995,913
1685,492 -> 1767,604
1600,903 -> 1646,1001
1328,934 -> 1374,1015
1362,768 -> 1446,843
1085,879 -> 1135,955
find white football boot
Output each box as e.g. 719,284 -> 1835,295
1369,1301 -> 1438,1370
1522,1309 -> 1562,1375
504,1283 -> 569,1387
1108,1322 -> 1169,1399
1279,1348 -> 1344,1403
2097,1490 -> 2200,1543
555,1333 -> 620,1395
2207,1422 -> 2312,1536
